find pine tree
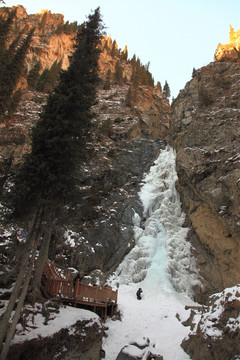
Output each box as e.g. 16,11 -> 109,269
10,7 -> 104,216
192,67 -> 197,78
122,45 -> 128,60
103,69 -> 111,90
27,61 -> 41,88
111,39 -> 117,57
125,86 -> 133,107
0,8 -> 104,357
114,60 -> 123,84
7,89 -> 22,117
36,60 -> 62,92
163,80 -> 171,99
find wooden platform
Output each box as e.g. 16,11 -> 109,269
42,261 -> 118,321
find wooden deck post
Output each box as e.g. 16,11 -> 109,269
74,279 -> 79,307
104,306 -> 107,322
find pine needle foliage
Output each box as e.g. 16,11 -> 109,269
8,7 -> 104,219
163,80 -> 171,99
36,59 -> 62,92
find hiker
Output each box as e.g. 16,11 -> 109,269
136,288 -> 143,300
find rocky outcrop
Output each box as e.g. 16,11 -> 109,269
0,6 -> 74,72
215,25 -> 240,63
8,317 -> 104,360
0,5 -> 170,168
116,339 -> 163,360
170,61 -> 240,298
48,85 -> 166,279
181,285 -> 240,360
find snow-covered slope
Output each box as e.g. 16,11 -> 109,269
103,146 -> 200,359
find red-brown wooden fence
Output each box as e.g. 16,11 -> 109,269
42,261 -> 118,308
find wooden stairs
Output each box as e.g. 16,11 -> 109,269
42,261 -> 118,321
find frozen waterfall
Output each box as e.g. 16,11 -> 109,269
111,146 -> 199,298
104,146 -> 200,360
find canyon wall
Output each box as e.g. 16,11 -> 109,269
170,61 -> 240,298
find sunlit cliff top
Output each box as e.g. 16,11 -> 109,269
215,25 -> 240,61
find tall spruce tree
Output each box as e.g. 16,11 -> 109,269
0,8 -> 104,357
11,7 -> 103,217
163,80 -> 171,99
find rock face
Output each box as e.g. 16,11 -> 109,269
8,318 -> 104,360
215,25 -> 240,63
181,285 -> 240,360
0,7 -> 171,282
0,6 -> 74,72
170,61 -> 240,298
115,339 -> 163,360
48,85 -> 166,280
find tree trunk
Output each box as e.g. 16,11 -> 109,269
0,207 -> 43,353
0,244 -> 37,360
30,217 -> 55,301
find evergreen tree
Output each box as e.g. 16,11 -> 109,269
192,67 -> 197,78
0,8 -> 104,357
163,80 -> 171,99
63,20 -> 70,33
103,38 -> 109,51
131,54 -> 136,66
122,45 -> 128,60
103,69 -> 111,90
111,39 -> 117,57
36,68 -> 49,91
125,86 -> 133,107
36,60 -> 62,92
7,89 -> 22,117
0,9 -> 16,54
27,61 -> 41,88
55,23 -> 64,34
10,7 -> 104,216
114,60 -> 123,84
69,21 -> 78,34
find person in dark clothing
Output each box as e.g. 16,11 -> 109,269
136,288 -> 143,300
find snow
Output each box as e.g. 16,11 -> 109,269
187,285 -> 240,340
103,146 -> 200,359
103,286 -> 194,359
6,146 -> 238,358
12,305 -> 100,344
64,229 -> 78,247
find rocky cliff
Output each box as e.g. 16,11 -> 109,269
0,7 -> 172,359
1,5 -> 74,73
170,60 -> 240,299
215,25 -> 240,63
1,5 -> 240,360
0,6 -> 170,285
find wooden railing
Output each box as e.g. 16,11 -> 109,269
42,261 -> 118,306
45,278 -> 117,305
43,261 -> 65,281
